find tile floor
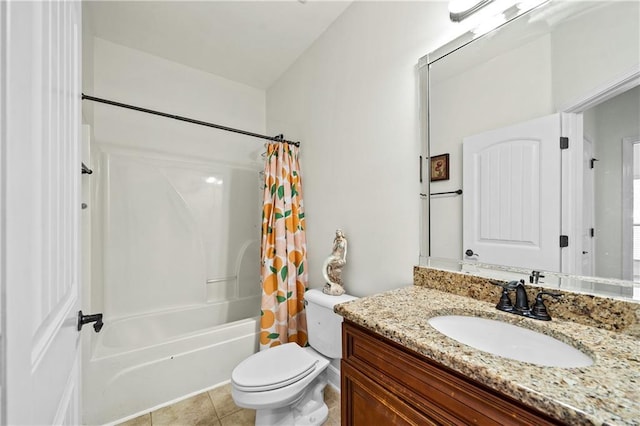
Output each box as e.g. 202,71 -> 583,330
118,383 -> 341,426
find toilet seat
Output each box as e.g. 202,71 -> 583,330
232,343 -> 319,392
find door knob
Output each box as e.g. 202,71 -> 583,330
77,310 -> 104,332
465,249 -> 478,257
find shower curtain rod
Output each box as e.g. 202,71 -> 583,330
81,94 -> 301,147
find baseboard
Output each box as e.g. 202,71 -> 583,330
326,363 -> 341,391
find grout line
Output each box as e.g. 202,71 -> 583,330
133,386 -> 340,426
205,389 -> 221,421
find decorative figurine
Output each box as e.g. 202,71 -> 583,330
322,229 -> 347,296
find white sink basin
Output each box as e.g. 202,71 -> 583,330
428,315 -> 593,368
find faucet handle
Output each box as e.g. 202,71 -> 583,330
530,292 -> 563,321
490,280 -> 521,291
495,288 -> 514,312
491,281 -> 519,312
537,291 -> 562,299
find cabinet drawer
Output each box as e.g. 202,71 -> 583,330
342,321 -> 561,425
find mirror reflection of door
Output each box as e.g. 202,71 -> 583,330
625,139 -> 640,286
462,85 -> 639,282
581,136 -> 595,277
583,86 -> 640,283
462,113 -> 562,272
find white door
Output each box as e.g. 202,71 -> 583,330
3,1 -> 83,424
463,113 -> 562,272
582,137 -> 595,276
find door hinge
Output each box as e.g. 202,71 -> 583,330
419,155 -> 423,183
559,235 -> 569,247
590,228 -> 595,238
590,158 -> 599,169
560,137 -> 569,150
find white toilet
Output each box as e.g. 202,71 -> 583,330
231,289 -> 357,426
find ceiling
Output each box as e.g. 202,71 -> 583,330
84,0 -> 353,90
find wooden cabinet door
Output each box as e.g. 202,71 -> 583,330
341,361 -> 438,426
342,321 -> 562,426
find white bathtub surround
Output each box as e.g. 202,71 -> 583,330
94,145 -> 262,318
95,298 -> 260,357
83,39 -> 267,424
82,145 -> 263,424
84,315 -> 259,425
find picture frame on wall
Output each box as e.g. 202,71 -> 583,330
430,154 -> 450,181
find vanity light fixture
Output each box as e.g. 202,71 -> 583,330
449,0 -> 495,22
449,0 -> 548,38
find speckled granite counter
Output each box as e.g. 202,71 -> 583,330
414,267 -> 640,336
335,286 -> 640,425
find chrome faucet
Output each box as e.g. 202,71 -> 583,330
492,280 -> 562,321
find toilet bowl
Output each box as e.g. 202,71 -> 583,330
231,289 -> 356,426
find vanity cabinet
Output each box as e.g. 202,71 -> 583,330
341,321 -> 563,425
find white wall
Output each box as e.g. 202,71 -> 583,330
0,2 -> 5,422
92,38 -> 266,163
266,1 -> 459,297
551,1 -> 640,109
81,5 -> 94,128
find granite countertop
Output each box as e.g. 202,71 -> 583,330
335,286 -> 640,426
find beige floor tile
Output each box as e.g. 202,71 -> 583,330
117,413 -> 151,426
152,392 -> 219,426
324,405 -> 341,426
324,385 -> 340,407
201,383 -> 340,425
219,408 -> 256,426
208,383 -> 243,419
323,385 -> 341,426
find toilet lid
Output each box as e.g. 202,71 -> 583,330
232,343 -> 318,392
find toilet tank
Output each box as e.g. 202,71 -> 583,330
304,289 -> 357,359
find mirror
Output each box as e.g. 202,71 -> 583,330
420,0 -> 640,299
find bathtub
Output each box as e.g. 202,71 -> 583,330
82,296 -> 260,425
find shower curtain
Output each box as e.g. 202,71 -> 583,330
259,142 -> 308,350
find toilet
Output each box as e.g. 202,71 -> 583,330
231,289 -> 357,426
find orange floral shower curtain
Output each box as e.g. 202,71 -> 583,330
259,142 -> 308,350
